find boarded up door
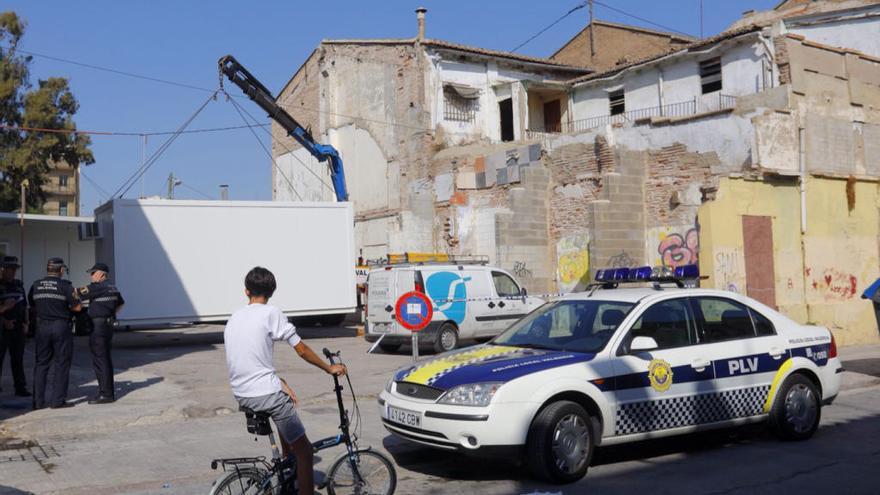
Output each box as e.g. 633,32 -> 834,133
742,215 -> 776,308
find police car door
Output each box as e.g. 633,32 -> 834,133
688,296 -> 788,421
610,296 -> 706,437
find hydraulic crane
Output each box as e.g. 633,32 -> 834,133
219,55 -> 348,202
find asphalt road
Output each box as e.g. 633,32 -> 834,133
1,325 -> 878,494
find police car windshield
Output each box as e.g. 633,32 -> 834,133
492,300 -> 635,354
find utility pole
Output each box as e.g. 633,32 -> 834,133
140,134 -> 147,199
19,179 -> 28,278
166,173 -> 181,199
589,0 -> 596,61
700,0 -> 704,39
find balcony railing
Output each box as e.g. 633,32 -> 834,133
527,93 -> 737,138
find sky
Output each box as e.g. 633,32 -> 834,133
4,0 -> 778,215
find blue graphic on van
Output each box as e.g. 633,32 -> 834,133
425,272 -> 471,324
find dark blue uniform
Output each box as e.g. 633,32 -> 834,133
0,278 -> 28,394
79,281 -> 124,399
28,276 -> 79,408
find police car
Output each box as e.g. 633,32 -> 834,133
378,265 -> 842,483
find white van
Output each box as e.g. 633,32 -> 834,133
364,258 -> 545,353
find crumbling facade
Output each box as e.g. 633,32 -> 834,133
273,4 -> 880,345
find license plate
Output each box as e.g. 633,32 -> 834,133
387,405 -> 421,428
372,323 -> 391,334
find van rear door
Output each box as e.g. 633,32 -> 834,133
366,269 -> 395,333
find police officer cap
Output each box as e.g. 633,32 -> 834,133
47,257 -> 66,270
1,256 -> 20,268
87,262 -> 110,274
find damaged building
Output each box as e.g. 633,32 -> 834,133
271,2 -> 880,345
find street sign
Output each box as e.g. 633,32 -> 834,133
395,291 -> 433,331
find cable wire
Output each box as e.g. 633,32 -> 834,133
80,170 -> 111,199
593,0 -> 694,38
179,182 -> 215,200
8,45 -> 432,133
227,92 -> 336,196
225,94 -> 305,202
112,90 -> 219,198
0,122 -> 268,137
511,2 -> 588,52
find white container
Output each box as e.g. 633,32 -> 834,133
94,199 -> 355,325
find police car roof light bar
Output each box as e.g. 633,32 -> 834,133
590,263 -> 701,290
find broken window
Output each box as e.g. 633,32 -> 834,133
609,89 -> 625,116
700,57 -> 722,94
443,84 -> 479,123
498,98 -> 514,142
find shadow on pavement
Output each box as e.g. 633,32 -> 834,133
0,322 -> 361,423
382,410 -> 880,493
0,486 -> 35,495
844,358 -> 880,378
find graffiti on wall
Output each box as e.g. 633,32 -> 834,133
513,261 -> 533,279
608,251 -> 637,268
556,234 -> 590,293
647,225 -> 699,268
714,247 -> 744,294
807,267 -> 858,301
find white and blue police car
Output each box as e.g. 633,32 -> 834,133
378,265 -> 842,483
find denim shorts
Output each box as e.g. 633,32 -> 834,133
236,390 -> 305,443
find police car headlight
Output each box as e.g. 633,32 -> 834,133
438,382 -> 502,407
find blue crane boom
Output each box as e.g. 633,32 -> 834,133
218,55 -> 348,202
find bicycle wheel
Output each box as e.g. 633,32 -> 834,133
209,467 -> 271,495
326,449 -> 397,495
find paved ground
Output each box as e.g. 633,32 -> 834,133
1,326 -> 879,495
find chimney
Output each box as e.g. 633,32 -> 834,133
416,7 -> 427,41
219,184 -> 229,200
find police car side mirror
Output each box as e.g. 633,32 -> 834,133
630,336 -> 659,352
520,287 -> 528,297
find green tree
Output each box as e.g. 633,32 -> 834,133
0,11 -> 93,213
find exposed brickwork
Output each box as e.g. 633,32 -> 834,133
646,143 -> 721,227
551,21 -> 693,71
774,36 -> 792,85
545,136 -> 615,241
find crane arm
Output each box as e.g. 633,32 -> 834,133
218,55 -> 348,202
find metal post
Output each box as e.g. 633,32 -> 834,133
589,0 -> 596,60
19,179 -> 27,276
412,332 -> 419,362
140,134 -> 147,199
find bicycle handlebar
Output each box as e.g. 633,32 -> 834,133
322,347 -> 340,364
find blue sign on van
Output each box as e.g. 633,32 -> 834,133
426,272 -> 470,324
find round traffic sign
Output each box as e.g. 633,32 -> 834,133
395,291 -> 433,331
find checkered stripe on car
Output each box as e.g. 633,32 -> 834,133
615,385 -> 771,436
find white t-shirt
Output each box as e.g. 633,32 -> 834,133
224,303 -> 301,398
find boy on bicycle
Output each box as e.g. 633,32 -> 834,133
224,267 -> 346,495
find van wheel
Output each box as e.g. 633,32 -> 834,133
433,324 -> 458,353
769,373 -> 821,441
526,401 -> 593,484
379,343 -> 402,353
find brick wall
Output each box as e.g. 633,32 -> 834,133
552,22 -> 692,71
645,143 -> 720,228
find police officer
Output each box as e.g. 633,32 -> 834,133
78,262 -> 124,404
0,256 -> 30,397
28,257 -> 81,409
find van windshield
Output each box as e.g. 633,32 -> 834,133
492,300 -> 636,354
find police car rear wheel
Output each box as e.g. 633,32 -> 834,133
526,401 -> 593,484
433,324 -> 458,353
770,373 -> 821,441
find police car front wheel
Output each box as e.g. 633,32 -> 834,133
770,373 -> 821,441
526,401 -> 594,484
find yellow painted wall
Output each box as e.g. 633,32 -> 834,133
699,177 -> 880,345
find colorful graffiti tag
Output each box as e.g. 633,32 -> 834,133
655,228 -> 699,268
556,234 -> 590,293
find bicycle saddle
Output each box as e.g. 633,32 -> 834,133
240,406 -> 273,435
